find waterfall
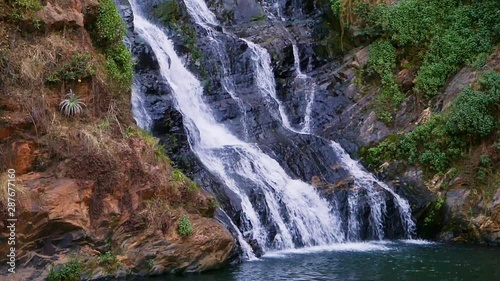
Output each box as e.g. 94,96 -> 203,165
131,79 -> 152,131
130,0 -> 345,258
129,0 -> 416,259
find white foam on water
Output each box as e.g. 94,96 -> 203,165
400,239 -> 435,245
263,242 -> 392,258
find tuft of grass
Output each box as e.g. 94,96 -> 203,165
0,172 -> 29,212
128,128 -> 172,164
139,197 -> 173,232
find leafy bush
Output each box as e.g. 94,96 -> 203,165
154,0 -> 181,25
10,0 -> 42,22
445,71 -> 499,139
98,251 -> 121,273
367,39 -> 396,75
423,196 -> 444,227
351,0 -> 499,97
96,0 -> 126,44
105,43 -> 133,85
415,22 -> 492,97
47,261 -> 82,281
92,0 -> 133,86
329,0 -> 341,17
375,0 -> 455,47
367,40 -> 404,123
362,72 -> 498,173
177,215 -> 193,237
47,53 -> 96,84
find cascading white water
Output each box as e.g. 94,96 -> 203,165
301,83 -> 316,133
250,0 -> 416,239
131,79 -> 152,131
329,142 -> 416,236
292,43 -> 316,133
130,0 -> 416,260
250,38 -> 415,239
130,0 -> 346,259
183,0 -> 250,139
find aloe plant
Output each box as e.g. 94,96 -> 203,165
60,89 -> 86,116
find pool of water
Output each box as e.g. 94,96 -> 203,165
147,241 -> 500,281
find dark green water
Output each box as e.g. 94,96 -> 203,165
147,241 -> 500,281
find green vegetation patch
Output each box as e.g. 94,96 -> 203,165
48,260 -> 82,281
333,0 -> 499,102
177,215 -> 193,237
98,251 -> 122,273
47,52 -> 96,84
92,0 -> 133,87
10,0 -> 42,23
367,39 -> 404,123
154,0 -> 182,25
361,71 -> 500,173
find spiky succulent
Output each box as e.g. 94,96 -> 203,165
60,89 -> 86,116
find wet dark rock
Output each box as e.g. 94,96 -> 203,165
247,239 -> 264,257
128,0 -> 423,257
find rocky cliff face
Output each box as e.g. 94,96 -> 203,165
136,0 -> 498,248
0,0 -> 234,279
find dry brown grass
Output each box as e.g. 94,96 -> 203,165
0,172 -> 30,212
138,196 -> 176,234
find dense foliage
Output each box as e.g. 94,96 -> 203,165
153,0 -> 181,24
93,0 -> 133,87
367,39 -> 404,123
331,0 -> 499,123
361,72 -> 500,173
47,261 -> 82,281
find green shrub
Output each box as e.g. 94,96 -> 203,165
154,0 -> 181,25
367,39 -> 396,75
375,0 -> 455,47
445,71 -> 500,139
329,0 -> 341,17
423,196 -> 444,227
353,0 -> 499,98
177,215 -> 193,237
105,44 -> 133,85
47,261 -> 82,281
96,0 -> 126,44
47,53 -> 96,84
415,26 -> 492,97
367,40 -> 404,123
92,0 -> 133,87
362,71 -> 498,173
11,0 -> 42,21
98,251 -> 121,273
